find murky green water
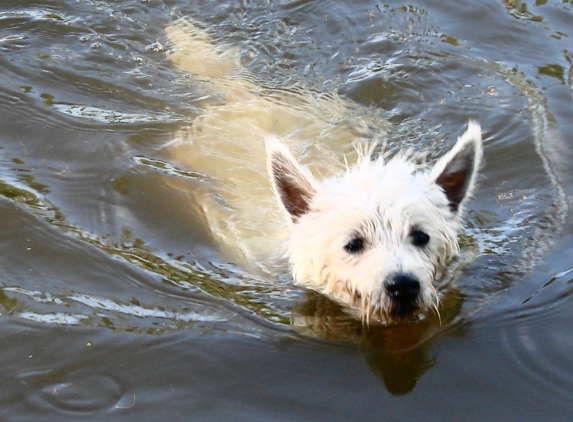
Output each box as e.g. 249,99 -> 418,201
1,0 -> 572,420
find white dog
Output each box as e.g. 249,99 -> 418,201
266,124 -> 481,323
164,18 -> 482,323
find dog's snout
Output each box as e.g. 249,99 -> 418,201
386,274 -> 420,302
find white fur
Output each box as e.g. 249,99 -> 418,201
267,125 -> 482,322
164,18 -> 482,322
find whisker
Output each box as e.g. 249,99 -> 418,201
432,301 -> 442,326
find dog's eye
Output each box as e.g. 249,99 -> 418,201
344,237 -> 365,254
411,230 -> 430,247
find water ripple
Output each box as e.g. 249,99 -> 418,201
52,103 -> 179,124
20,369 -> 128,415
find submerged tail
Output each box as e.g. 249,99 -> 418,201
165,18 -> 241,79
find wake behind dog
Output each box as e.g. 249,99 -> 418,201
163,18 -> 482,323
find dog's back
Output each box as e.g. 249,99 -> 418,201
163,18 -> 384,270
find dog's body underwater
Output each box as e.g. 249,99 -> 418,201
164,18 -> 482,323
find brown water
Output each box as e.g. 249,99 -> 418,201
1,0 -> 573,420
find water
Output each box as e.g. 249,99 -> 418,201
0,0 -> 572,420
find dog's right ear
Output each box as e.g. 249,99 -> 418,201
265,137 -> 317,223
430,120 -> 482,214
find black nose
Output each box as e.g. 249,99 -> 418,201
385,274 -> 420,302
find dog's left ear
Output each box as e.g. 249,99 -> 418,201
431,121 -> 483,214
265,136 -> 317,223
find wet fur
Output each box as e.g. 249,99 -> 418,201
266,124 -> 482,322
165,18 -> 483,323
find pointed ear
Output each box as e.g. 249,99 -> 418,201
265,136 -> 317,222
431,121 -> 483,214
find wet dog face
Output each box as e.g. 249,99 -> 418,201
267,122 -> 482,322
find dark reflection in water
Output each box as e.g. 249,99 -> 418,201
292,288 -> 465,394
365,342 -> 435,396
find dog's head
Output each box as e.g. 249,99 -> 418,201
266,122 -> 482,323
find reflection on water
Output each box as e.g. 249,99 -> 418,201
292,288 -> 465,394
0,0 -> 573,417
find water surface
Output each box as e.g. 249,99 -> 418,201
1,0 -> 573,420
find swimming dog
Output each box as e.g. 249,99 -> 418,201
164,18 -> 482,322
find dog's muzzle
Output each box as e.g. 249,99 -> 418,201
385,273 -> 421,317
